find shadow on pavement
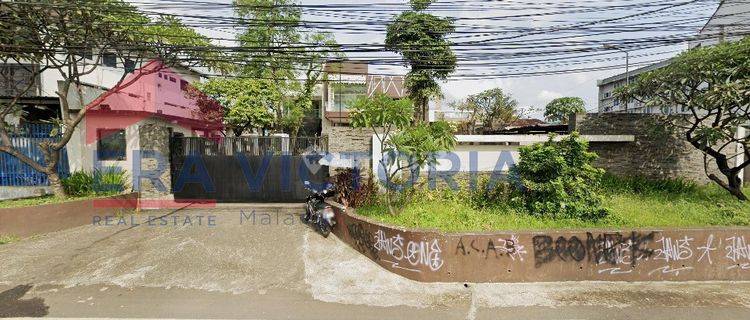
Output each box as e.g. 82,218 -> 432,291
0,284 -> 49,317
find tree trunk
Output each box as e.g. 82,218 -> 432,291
709,173 -> 747,201
47,170 -> 67,198
385,189 -> 396,215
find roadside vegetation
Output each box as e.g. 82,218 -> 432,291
355,177 -> 750,232
0,167 -> 128,209
0,235 -> 19,245
350,133 -> 750,232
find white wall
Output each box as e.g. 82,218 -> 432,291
66,116 -> 197,188
369,134 -> 634,182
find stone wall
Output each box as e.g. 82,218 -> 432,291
137,122 -> 171,198
573,113 -> 724,184
326,126 -> 374,154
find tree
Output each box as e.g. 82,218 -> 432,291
190,79 -> 278,136
232,0 -> 341,135
350,93 -> 456,214
385,0 -> 457,123
544,97 -> 586,124
616,37 -> 750,200
0,0 -> 227,197
453,88 -> 520,133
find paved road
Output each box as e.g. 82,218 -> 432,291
1,205 -> 749,319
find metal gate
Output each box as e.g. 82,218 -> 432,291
0,123 -> 69,186
170,136 -> 329,202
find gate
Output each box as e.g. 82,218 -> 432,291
0,123 -> 69,186
170,136 -> 329,202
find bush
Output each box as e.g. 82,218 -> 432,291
62,171 -> 94,196
333,169 -> 377,208
62,167 -> 128,197
510,132 -> 608,220
600,173 -> 698,195
469,177 -> 513,209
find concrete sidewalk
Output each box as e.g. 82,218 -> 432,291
0,207 -> 749,319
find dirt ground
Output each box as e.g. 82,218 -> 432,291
1,204 -> 749,319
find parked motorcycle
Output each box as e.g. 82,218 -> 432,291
303,181 -> 337,237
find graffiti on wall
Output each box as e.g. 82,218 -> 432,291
373,229 -> 444,273
455,235 -> 528,261
340,211 -> 750,281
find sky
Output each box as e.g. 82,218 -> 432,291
129,0 -> 721,119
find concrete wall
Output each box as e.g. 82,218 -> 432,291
0,187 -> 52,201
332,204 -> 750,282
0,193 -> 138,238
573,113 -> 731,184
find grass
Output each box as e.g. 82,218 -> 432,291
0,193 -> 121,209
355,182 -> 750,232
0,235 -> 19,245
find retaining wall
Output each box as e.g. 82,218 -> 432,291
332,204 -> 750,282
0,193 -> 138,238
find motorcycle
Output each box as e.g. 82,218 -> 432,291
303,181 -> 337,237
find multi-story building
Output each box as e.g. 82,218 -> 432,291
1,53 -> 217,188
596,59 -> 675,114
597,0 -> 750,114
317,60 -> 406,130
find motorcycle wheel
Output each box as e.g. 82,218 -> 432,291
317,218 -> 331,238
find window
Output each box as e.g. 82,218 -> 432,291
330,83 -> 366,112
102,53 -> 117,67
97,129 -> 126,161
124,59 -> 135,73
180,80 -> 189,91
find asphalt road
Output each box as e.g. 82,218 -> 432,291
1,204 -> 749,319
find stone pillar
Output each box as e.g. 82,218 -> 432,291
136,122 -> 172,198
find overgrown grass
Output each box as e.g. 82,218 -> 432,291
0,235 -> 19,245
356,178 -> 750,232
0,194 -> 118,209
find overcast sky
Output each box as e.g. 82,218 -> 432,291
131,0 -> 720,118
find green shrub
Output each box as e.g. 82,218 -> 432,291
469,177 -> 513,209
62,167 -> 127,196
510,132 -> 608,221
62,171 -> 94,196
600,173 -> 698,195
92,167 -> 127,194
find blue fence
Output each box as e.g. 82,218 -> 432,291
0,123 -> 70,186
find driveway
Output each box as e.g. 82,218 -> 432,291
1,204 -> 749,319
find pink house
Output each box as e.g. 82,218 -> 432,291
65,59 -> 223,186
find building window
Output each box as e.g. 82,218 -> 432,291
124,59 -> 135,73
102,53 -> 117,67
97,129 -> 126,161
330,83 -> 366,112
180,80 -> 189,91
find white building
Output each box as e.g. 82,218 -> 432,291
597,0 -> 750,114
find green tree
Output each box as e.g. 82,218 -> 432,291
191,79 -> 278,136
385,0 -> 457,123
232,0 -> 340,135
510,133 -> 608,221
350,93 -> 456,214
0,0 -> 226,197
616,37 -> 750,200
452,88 -> 520,133
544,97 -> 586,124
